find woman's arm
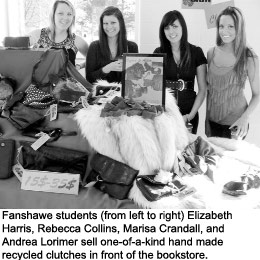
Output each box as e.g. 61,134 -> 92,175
183,64 -> 207,122
75,36 -> 88,70
75,35 -> 88,57
28,29 -> 42,47
231,56 -> 260,138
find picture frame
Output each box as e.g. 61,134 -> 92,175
122,53 -> 166,107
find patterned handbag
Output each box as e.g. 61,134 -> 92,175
23,85 -> 55,109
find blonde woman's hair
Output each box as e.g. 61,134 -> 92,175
216,6 -> 255,82
48,0 -> 76,41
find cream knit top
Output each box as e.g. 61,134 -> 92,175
207,47 -> 247,125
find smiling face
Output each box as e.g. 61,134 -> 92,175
164,19 -> 182,44
54,3 -> 74,31
103,15 -> 120,39
218,15 -> 236,45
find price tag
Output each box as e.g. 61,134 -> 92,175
21,170 -> 80,195
178,186 -> 197,199
104,89 -> 117,98
12,164 -> 24,182
50,104 -> 58,121
31,133 -> 51,151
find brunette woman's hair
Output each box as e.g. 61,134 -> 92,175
99,6 -> 127,60
159,10 -> 191,69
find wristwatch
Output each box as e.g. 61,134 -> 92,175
76,64 -> 81,70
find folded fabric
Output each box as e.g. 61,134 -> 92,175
100,96 -> 164,119
180,136 -> 220,180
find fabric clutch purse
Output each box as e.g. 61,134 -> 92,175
2,92 -> 47,130
19,141 -> 88,180
88,153 -> 139,200
0,139 -> 15,179
51,76 -> 89,104
136,175 -> 187,202
23,85 -> 56,109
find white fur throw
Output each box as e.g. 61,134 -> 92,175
75,86 -> 260,209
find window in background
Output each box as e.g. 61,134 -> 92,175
23,0 -> 136,44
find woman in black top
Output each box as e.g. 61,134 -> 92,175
86,6 -> 138,84
154,10 -> 207,134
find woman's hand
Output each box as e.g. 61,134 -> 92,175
183,114 -> 191,124
230,115 -> 249,139
102,60 -> 123,73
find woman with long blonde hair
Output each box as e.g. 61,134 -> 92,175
29,0 -> 88,67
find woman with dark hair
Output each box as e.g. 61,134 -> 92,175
154,10 -> 207,134
86,6 -> 138,84
29,0 -> 88,67
206,6 -> 259,139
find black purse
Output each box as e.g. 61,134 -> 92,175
0,139 -> 15,179
87,153 -> 139,200
19,141 -> 88,180
2,91 -> 46,130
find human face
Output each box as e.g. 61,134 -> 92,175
164,19 -> 182,44
54,3 -> 74,31
218,15 -> 236,45
103,15 -> 120,39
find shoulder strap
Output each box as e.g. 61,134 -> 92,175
207,47 -> 216,66
31,49 -> 50,85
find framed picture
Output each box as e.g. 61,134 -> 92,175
122,53 -> 166,107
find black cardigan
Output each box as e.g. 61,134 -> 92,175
86,40 -> 138,83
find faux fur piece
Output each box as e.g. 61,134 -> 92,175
75,85 -> 260,209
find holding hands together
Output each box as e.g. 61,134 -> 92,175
102,60 -> 123,73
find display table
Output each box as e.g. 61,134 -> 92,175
0,177 -> 139,209
0,48 -> 136,209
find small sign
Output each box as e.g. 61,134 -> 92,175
182,0 -> 212,10
204,0 -> 235,29
21,170 -> 80,195
31,133 -> 51,150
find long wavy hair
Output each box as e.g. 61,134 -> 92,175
99,6 -> 128,60
48,0 -> 75,41
216,6 -> 255,82
159,10 -> 191,70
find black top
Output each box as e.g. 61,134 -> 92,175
154,43 -> 207,134
86,40 -> 138,83
153,43 -> 207,82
